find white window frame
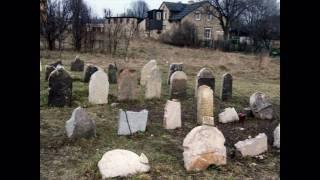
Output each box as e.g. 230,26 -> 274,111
156,12 -> 162,20
204,28 -> 212,40
163,11 -> 167,20
195,11 -> 201,21
207,13 -> 212,21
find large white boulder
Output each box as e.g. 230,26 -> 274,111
218,107 -> 239,123
98,149 -> 150,179
273,124 -> 280,148
235,133 -> 268,157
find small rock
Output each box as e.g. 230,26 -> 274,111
218,107 -> 239,123
235,133 -> 268,157
239,127 -> 245,131
248,136 -> 252,139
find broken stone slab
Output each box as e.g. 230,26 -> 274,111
234,133 -> 268,157
118,109 -> 148,135
70,55 -> 84,71
140,59 -> 157,86
183,125 -> 227,171
218,107 -> 239,123
65,107 -> 96,139
163,99 -> 181,129
273,124 -> 280,148
98,149 -> 150,179
249,92 -> 273,120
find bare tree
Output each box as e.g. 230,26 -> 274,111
56,0 -> 72,50
126,0 -> 149,18
104,8 -> 113,18
41,0 -> 58,50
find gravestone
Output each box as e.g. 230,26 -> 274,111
167,63 -> 183,84
183,125 -> 227,171
249,92 -> 273,120
83,64 -> 98,83
169,71 -> 187,99
235,133 -> 268,157
70,56 -> 84,71
108,63 -> 118,84
98,149 -> 150,178
145,66 -> 162,99
40,61 -> 42,72
50,60 -> 62,68
48,65 -> 72,107
65,107 -> 96,139
273,124 -> 280,148
163,99 -> 181,129
197,85 -> 214,125
220,73 -> 232,101
118,68 -> 138,101
195,68 -> 215,97
89,70 -> 109,104
117,109 -> 148,135
45,65 -> 55,81
140,60 -> 157,86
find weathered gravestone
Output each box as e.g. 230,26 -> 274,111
167,63 -> 183,84
108,63 -> 118,84
83,64 -> 98,83
197,85 -> 214,125
183,125 -> 227,171
163,99 -> 181,129
273,124 -> 280,148
40,60 -> 42,72
140,59 -> 157,86
195,68 -> 215,97
118,68 -> 138,101
235,133 -> 268,157
65,107 -> 96,139
89,70 -> 109,104
249,92 -> 273,120
169,71 -> 187,99
45,65 -> 55,81
48,65 -> 72,107
98,149 -> 150,179
220,73 -> 232,101
70,56 -> 84,71
117,109 -> 148,135
145,66 -> 162,99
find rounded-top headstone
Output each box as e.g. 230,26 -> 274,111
169,71 -> 188,99
195,68 -> 215,97
71,56 -> 84,71
118,68 -> 138,101
168,63 -> 183,84
145,65 -> 162,99
89,70 -> 109,104
197,85 -> 214,125
220,73 -> 232,101
108,63 -> 118,84
140,60 -> 157,86
83,64 -> 99,82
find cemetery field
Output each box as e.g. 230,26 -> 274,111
40,39 -> 280,179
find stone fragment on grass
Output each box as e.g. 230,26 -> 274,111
250,92 -> 273,120
235,133 -> 268,157
218,107 -> 239,123
118,109 -> 148,135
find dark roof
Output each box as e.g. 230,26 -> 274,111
162,1 -> 211,21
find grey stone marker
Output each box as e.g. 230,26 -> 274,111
168,63 -> 183,85
220,73 -> 232,101
118,68 -> 138,101
195,68 -> 215,97
83,64 -> 99,83
71,56 -> 84,71
249,92 -> 273,120
118,109 -> 148,135
145,66 -> 162,99
169,71 -> 188,99
65,107 -> 96,139
48,65 -> 72,107
108,63 -> 117,84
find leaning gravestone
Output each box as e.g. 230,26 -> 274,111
195,68 -> 215,97
168,63 -> 183,84
169,71 -> 187,99
220,73 -> 232,101
118,68 -> 138,101
48,65 -> 72,107
108,63 -> 118,84
249,92 -> 273,120
65,107 -> 96,139
89,70 -> 109,104
140,60 -> 157,86
183,125 -> 227,171
83,64 -> 98,83
70,55 -> 84,71
118,109 -> 148,135
98,149 -> 150,179
197,85 -> 214,125
145,66 -> 162,99
163,99 -> 181,129
45,65 -> 55,81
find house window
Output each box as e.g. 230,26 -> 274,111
204,28 -> 212,39
108,19 -> 110,24
195,11 -> 201,20
156,12 -> 162,20
163,11 -> 167,20
207,13 -> 212,21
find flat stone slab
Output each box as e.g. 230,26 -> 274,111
235,133 -> 268,157
118,109 -> 148,135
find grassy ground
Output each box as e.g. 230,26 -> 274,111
40,39 -> 280,180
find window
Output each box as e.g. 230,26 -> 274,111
204,28 -> 212,39
195,11 -> 201,20
156,12 -> 162,20
207,13 -> 212,21
163,11 -> 167,20
107,19 -> 110,24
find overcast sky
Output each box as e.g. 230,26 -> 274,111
84,0 -> 280,18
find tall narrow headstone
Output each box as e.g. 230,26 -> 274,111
169,71 -> 187,99
71,55 -> 84,71
140,60 -> 157,86
220,73 -> 232,101
108,63 -> 118,84
89,70 -> 109,104
168,63 -> 183,84
163,99 -> 181,129
195,68 -> 215,97
48,65 -> 72,107
118,68 -> 138,101
145,66 -> 162,99
83,64 -> 98,83
197,85 -> 214,125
